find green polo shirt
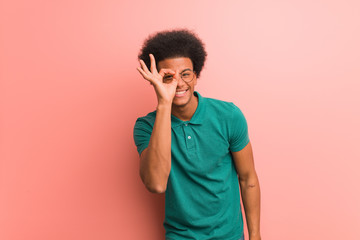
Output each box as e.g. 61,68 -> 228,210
133,91 -> 250,240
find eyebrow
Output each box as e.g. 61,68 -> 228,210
180,68 -> 192,73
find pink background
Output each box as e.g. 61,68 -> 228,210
1,0 -> 359,239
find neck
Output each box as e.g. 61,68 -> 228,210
171,95 -> 198,121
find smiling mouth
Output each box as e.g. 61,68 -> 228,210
175,89 -> 188,97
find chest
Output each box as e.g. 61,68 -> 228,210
171,121 -> 232,173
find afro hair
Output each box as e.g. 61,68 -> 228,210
138,29 -> 207,78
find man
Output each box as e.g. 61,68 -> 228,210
133,29 -> 261,240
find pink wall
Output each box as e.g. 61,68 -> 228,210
1,0 -> 359,239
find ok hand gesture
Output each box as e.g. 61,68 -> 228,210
137,54 -> 178,106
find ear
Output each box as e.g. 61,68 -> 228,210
193,72 -> 198,86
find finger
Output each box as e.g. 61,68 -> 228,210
170,78 -> 178,86
158,68 -> 175,77
137,67 -> 153,83
139,59 -> 151,74
136,67 -> 147,78
149,54 -> 158,73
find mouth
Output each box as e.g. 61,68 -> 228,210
175,89 -> 188,97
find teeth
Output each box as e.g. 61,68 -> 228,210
176,90 -> 186,94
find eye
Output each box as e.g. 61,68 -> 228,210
163,75 -> 173,81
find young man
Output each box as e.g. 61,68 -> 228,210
133,29 -> 261,240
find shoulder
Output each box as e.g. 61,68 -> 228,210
134,110 -> 157,128
203,95 -> 241,116
200,95 -> 247,130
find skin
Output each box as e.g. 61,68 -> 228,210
233,142 -> 261,240
136,54 -> 261,240
156,57 -> 198,121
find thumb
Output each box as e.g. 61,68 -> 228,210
171,78 -> 178,86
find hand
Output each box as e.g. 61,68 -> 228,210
137,54 -> 178,106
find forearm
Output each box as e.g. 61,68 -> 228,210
239,173 -> 261,239
140,103 -> 172,193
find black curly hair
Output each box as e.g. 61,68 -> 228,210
138,29 -> 207,78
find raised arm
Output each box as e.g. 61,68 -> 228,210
136,54 -> 178,193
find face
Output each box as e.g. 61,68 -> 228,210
157,57 -> 198,109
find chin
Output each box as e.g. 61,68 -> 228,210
172,100 -> 189,108
172,90 -> 195,108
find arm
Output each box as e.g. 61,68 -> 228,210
136,54 -> 178,193
139,104 -> 172,193
232,141 -> 261,240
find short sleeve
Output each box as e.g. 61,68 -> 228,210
133,118 -> 153,156
229,103 -> 250,152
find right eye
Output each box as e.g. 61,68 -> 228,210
163,75 -> 173,81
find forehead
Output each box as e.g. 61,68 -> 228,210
157,57 -> 193,71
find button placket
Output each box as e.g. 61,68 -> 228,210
183,123 -> 195,149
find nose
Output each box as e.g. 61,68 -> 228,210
175,72 -> 186,86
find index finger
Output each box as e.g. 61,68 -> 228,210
158,68 -> 175,77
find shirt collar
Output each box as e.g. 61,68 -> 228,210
171,91 -> 204,128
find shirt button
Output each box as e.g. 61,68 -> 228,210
188,136 -> 191,139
